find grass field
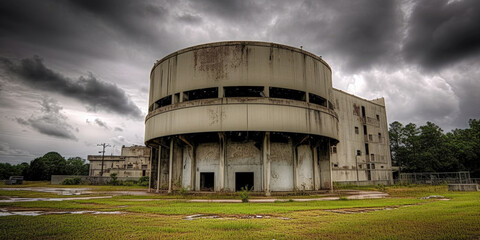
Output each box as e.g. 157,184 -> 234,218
0,183 -> 479,239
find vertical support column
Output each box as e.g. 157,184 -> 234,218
313,146 -> 319,191
148,147 -> 152,192
263,132 -> 271,196
168,138 -> 174,193
157,146 -> 161,193
293,144 -> 297,191
218,133 -> 225,192
190,145 -> 196,191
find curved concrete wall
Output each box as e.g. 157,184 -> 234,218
146,41 -> 338,143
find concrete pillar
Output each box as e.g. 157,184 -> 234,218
263,132 -> 271,196
218,133 -> 225,191
148,147 -> 152,192
293,144 -> 297,190
313,146 -> 319,190
168,138 -> 174,193
157,146 -> 161,193
190,145 -> 196,191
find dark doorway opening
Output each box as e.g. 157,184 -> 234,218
200,172 -> 214,191
235,172 -> 254,191
142,170 -> 146,177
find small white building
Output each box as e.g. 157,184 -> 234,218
88,145 -> 151,178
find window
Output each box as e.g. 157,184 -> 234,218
269,87 -> 306,101
224,86 -> 264,97
332,146 -> 337,154
183,87 -> 218,101
369,134 -> 373,141
371,154 -> 375,161
376,114 -> 380,121
378,133 -> 382,142
333,163 -> 339,168
361,106 -> 366,117
357,150 -> 361,156
355,127 -> 359,134
359,164 -> 363,169
365,144 -> 369,155
308,93 -> 327,107
127,164 -> 133,169
371,164 -> 376,169
155,95 -> 172,108
363,125 -> 367,135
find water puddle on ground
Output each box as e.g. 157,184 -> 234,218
325,207 -> 399,214
0,196 -> 112,203
184,214 -> 291,220
0,187 -> 91,196
0,208 -> 124,217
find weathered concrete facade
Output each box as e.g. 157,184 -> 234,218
145,41 -> 392,193
88,145 -> 151,178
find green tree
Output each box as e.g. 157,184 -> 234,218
29,152 -> 67,180
65,157 -> 89,175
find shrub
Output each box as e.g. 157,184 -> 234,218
237,186 -> 251,203
62,177 -> 82,185
138,176 -> 149,186
338,196 -> 348,201
110,173 -> 119,185
376,184 -> 386,192
179,187 -> 189,198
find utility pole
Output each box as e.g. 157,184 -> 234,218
97,143 -> 111,177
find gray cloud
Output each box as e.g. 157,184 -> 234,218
15,98 -> 78,140
403,0 -> 480,70
94,118 -> 109,129
1,56 -> 143,119
114,127 -> 123,132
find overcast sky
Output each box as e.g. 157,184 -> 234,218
1,0 -> 479,164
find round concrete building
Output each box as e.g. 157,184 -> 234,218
146,41 -> 341,194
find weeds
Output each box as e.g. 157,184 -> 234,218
237,186 -> 251,202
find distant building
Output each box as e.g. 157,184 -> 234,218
88,145 -> 151,178
144,41 -> 392,193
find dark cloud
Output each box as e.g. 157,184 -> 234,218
403,0 -> 480,70
94,118 -> 109,129
0,56 -> 143,119
270,0 -> 402,72
15,98 -> 78,140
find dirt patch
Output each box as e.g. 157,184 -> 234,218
0,208 -> 125,217
184,214 -> 291,220
325,207 -> 398,214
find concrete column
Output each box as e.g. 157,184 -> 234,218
148,147 -> 152,192
313,146 -> 319,191
190,145 -> 196,191
293,144 -> 297,190
263,132 -> 271,196
218,133 -> 225,191
157,146 -> 161,193
168,138 -> 174,193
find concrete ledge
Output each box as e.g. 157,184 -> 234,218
448,184 -> 479,191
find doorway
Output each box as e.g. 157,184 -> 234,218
200,172 -> 214,191
235,172 -> 254,191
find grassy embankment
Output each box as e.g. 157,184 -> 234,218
0,183 -> 479,239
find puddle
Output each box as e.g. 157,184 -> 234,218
0,208 -> 124,217
325,207 -> 398,214
420,195 -> 449,200
0,187 -> 91,196
184,214 -> 291,220
0,196 -> 112,203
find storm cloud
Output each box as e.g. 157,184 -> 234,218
403,0 -> 480,70
15,98 -> 78,140
1,56 -> 143,119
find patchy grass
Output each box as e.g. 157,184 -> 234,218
0,185 -> 478,239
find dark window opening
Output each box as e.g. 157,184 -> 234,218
200,172 -> 214,191
224,86 -> 264,97
142,170 -> 146,176
363,125 -> 367,135
269,87 -> 306,101
332,146 -> 337,154
235,172 -> 254,191
270,132 -> 290,143
333,163 -> 339,168
155,95 -> 172,108
381,166 -> 384,169
365,144 -> 369,155
371,163 -> 376,169
328,101 -> 334,110
359,164 -> 363,169
376,114 -> 380,121
357,150 -> 361,156
371,154 -> 375,161
355,127 -> 359,134
174,93 -> 180,103
369,134 -> 373,141
183,87 -> 218,101
127,164 -> 133,169
361,106 -> 366,117
308,93 -> 327,107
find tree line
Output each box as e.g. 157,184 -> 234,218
389,119 -> 480,177
0,152 -> 89,180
